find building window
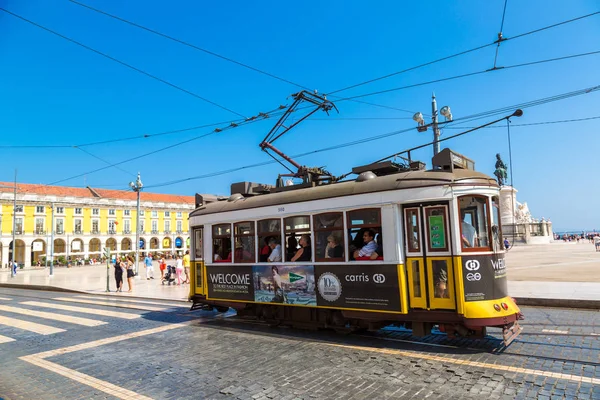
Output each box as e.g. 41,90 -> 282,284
151,210 -> 158,218
56,219 -> 64,234
164,220 -> 171,233
36,206 -> 45,213
140,220 -> 145,232
35,218 -> 45,234
124,219 -> 131,233
139,210 -> 145,216
176,212 -> 182,218
15,205 -> 23,213
74,219 -> 82,234
124,209 -> 131,216
56,207 -> 64,214
15,217 -> 23,234
108,220 -> 116,234
176,220 -> 182,233
74,208 -> 82,215
151,220 -> 158,233
92,208 -> 99,215
108,209 -> 116,216
92,220 -> 99,234
164,211 -> 170,217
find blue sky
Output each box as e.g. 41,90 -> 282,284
0,0 -> 599,231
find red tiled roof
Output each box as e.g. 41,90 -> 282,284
0,182 -> 195,205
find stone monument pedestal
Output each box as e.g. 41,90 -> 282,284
499,185 -> 553,244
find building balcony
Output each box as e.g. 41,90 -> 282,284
74,229 -> 82,235
176,230 -> 183,234
124,229 -> 131,234
108,230 -> 116,235
55,230 -> 64,235
35,230 -> 46,235
151,230 -> 159,234
92,229 -> 100,235
165,230 -> 171,234
11,231 -> 23,235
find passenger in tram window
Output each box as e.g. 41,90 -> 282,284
259,237 -> 272,262
353,229 -> 377,259
286,233 -> 298,260
434,266 -> 448,298
325,235 -> 344,258
232,242 -> 252,262
370,233 -> 383,260
213,245 -> 222,261
291,234 -> 312,262
267,238 -> 282,262
461,215 -> 478,248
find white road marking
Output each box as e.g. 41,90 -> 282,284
0,315 -> 65,335
0,334 -> 16,344
541,329 -> 569,334
0,305 -> 106,327
74,295 -> 187,308
52,297 -> 171,312
20,301 -> 141,320
0,297 -> 12,301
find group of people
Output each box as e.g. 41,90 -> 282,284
113,250 -> 191,291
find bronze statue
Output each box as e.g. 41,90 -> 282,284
494,153 -> 508,186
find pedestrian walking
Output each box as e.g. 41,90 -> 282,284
183,250 -> 190,284
126,256 -> 135,292
12,260 -> 17,275
144,253 -> 155,280
159,255 -> 166,280
114,256 -> 123,292
175,255 -> 184,285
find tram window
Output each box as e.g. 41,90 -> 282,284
284,216 -> 311,262
314,212 -> 344,262
193,228 -> 203,260
258,219 -> 281,262
411,260 -> 422,298
233,222 -> 255,263
491,197 -> 503,251
458,196 -> 491,251
347,208 -> 382,261
432,260 -> 450,298
405,208 -> 421,253
212,224 -> 231,262
425,207 -> 449,252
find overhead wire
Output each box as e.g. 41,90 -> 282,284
0,7 -> 246,118
327,10 -> 600,96
493,0 -> 509,69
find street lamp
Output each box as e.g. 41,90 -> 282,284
129,172 -> 143,278
413,93 -> 453,158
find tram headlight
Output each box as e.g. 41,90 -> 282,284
501,302 -> 509,310
493,304 -> 501,312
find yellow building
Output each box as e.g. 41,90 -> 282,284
0,183 -> 197,267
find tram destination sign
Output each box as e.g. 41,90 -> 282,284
461,253 -> 508,302
314,264 -> 401,311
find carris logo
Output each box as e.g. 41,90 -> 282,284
466,272 -> 481,281
372,274 -> 386,284
465,260 -> 480,271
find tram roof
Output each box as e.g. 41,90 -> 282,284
190,169 -> 497,217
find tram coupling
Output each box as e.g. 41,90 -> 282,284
502,321 -> 523,346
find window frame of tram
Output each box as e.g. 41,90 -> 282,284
404,207 -> 425,307
212,224 -> 231,262
283,216 -> 312,262
257,219 -> 281,263
458,195 -> 493,252
313,212 -> 345,262
192,227 -> 203,289
491,196 -> 503,251
347,208 -> 383,261
233,221 -> 256,263
423,206 -> 454,306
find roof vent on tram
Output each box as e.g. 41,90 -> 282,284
228,193 -> 244,202
356,171 -> 377,182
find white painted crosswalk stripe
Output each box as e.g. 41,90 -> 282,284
74,295 -> 187,308
0,334 -> 16,344
0,297 -> 12,301
53,297 -> 172,312
20,301 -> 140,320
0,315 -> 65,335
0,305 -> 106,327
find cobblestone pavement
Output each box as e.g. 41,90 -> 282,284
0,288 -> 599,400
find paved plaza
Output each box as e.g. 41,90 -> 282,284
0,287 -> 598,400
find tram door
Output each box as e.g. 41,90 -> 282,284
403,204 -> 456,310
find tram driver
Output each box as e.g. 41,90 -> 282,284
461,215 -> 479,248
353,229 -> 378,259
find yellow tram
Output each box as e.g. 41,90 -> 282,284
187,148 -> 522,345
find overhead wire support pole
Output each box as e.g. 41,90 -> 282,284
11,170 -> 17,278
